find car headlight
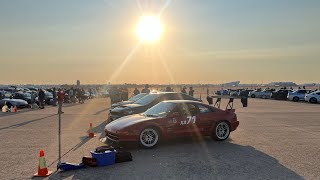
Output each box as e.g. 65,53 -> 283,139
123,110 -> 134,115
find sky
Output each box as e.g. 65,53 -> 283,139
0,0 -> 319,85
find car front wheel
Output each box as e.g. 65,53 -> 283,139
212,121 -> 230,141
309,97 -> 317,104
251,94 -> 256,98
139,128 -> 160,149
293,97 -> 299,102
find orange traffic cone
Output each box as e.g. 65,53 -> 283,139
13,106 -> 17,113
88,123 -> 96,137
34,150 -> 52,177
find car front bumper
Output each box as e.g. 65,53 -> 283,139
230,121 -> 239,131
105,130 -> 138,147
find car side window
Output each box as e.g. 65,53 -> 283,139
317,92 -> 320,95
197,104 -> 212,114
177,103 -> 197,116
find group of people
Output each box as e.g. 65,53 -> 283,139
109,87 -> 129,103
181,86 -> 194,97
67,87 -> 86,104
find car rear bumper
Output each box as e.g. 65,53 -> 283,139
230,121 -> 239,131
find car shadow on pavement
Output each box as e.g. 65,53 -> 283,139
47,138 -> 303,180
94,108 -> 110,116
0,114 -> 57,131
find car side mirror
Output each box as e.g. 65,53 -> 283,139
169,112 -> 180,118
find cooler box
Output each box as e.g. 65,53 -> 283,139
90,150 -> 115,167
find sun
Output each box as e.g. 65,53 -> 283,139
136,15 -> 164,43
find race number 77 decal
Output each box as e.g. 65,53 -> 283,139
180,116 -> 196,125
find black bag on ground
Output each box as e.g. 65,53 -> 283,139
82,156 -> 97,167
115,151 -> 132,163
95,146 -> 115,153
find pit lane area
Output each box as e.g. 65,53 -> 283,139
0,98 -> 319,179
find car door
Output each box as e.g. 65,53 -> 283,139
172,103 -> 198,137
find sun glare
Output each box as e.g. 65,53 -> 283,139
136,15 -> 164,43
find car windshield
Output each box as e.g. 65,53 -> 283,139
135,94 -> 159,106
143,102 -> 176,118
23,93 -> 31,97
45,92 -> 53,97
128,93 -> 146,102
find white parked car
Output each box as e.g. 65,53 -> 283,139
248,90 -> 261,98
287,90 -> 312,102
256,90 -> 273,99
249,89 -> 273,98
305,91 -> 320,104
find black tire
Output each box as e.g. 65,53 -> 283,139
251,94 -> 256,98
293,97 -> 299,102
309,98 -> 317,104
211,121 -> 230,141
139,127 -> 160,149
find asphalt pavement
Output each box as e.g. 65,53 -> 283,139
0,98 -> 319,180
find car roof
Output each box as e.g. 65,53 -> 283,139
162,100 -> 203,104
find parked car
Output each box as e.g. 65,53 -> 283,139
109,92 -> 201,121
35,92 -> 54,105
12,92 -> 32,104
248,90 -> 262,98
305,91 -> 320,104
256,89 -> 274,99
105,100 -> 239,148
271,89 -> 293,100
287,90 -> 312,102
0,98 -> 29,108
111,93 -> 147,109
239,90 -> 254,97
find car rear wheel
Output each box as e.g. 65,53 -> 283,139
212,121 -> 230,141
139,128 -> 160,149
309,97 -> 317,104
293,97 -> 299,102
251,94 -> 256,98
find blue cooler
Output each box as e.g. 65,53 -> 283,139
90,150 -> 115,167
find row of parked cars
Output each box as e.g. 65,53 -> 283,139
216,88 -> 320,104
0,86 -> 55,108
106,91 -> 239,148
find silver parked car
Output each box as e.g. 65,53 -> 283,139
287,90 -> 312,102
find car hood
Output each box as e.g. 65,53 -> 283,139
111,101 -> 133,108
1,98 -> 28,105
105,114 -> 154,132
111,103 -> 142,112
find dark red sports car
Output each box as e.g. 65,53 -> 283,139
105,100 -> 239,148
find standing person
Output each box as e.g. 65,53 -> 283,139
181,86 -> 187,94
188,87 -> 194,97
38,89 -> 45,109
52,87 -> 57,106
69,87 -> 74,103
207,88 -> 209,96
77,88 -> 81,103
133,88 -> 140,95
57,88 -> 65,114
141,84 -> 150,94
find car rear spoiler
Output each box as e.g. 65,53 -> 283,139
207,96 -> 248,110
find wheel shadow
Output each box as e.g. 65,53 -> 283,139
47,138 -> 303,180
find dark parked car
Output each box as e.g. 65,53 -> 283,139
239,90 -> 254,97
111,93 -> 147,109
0,98 -> 29,108
109,92 -> 201,121
271,89 -> 293,100
12,92 -> 32,104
